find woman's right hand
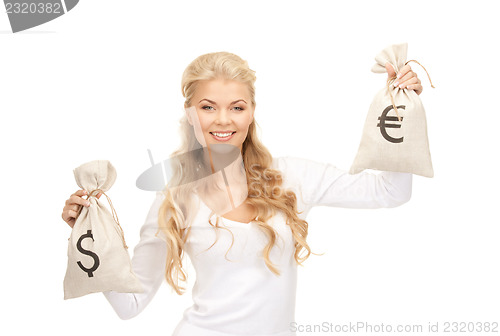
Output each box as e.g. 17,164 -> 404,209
61,189 -> 102,228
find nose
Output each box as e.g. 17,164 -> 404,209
215,108 -> 232,125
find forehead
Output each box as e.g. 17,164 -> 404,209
194,79 -> 250,102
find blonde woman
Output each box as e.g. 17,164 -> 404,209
61,51 -> 422,336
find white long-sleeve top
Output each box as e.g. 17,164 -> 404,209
103,156 -> 412,335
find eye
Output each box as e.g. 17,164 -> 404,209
202,105 -> 215,111
233,106 -> 244,111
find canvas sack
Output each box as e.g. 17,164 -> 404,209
350,43 -> 434,178
63,160 -> 143,299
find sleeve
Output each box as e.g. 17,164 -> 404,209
102,191 -> 168,320
273,156 -> 412,212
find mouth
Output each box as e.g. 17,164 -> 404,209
209,131 -> 236,141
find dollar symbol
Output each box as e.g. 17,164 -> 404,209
76,230 -> 100,277
377,105 -> 405,143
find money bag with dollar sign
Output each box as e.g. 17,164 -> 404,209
350,43 -> 434,178
63,160 -> 143,299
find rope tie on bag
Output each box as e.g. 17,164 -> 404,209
386,59 -> 435,122
86,189 -> 128,249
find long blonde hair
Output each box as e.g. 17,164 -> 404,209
157,51 -> 313,295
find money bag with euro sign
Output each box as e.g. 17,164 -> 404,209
350,43 -> 434,178
63,160 -> 143,299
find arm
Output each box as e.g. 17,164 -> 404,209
274,156 -> 412,211
102,191 -> 167,320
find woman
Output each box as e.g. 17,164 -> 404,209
61,51 -> 421,336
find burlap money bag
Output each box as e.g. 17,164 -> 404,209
63,160 -> 143,299
349,43 -> 434,177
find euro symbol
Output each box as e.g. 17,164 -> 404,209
377,105 -> 405,143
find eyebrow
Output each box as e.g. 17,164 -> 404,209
199,99 -> 247,105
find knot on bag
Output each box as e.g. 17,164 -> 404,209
372,43 -> 435,122
73,160 -> 128,249
386,59 -> 435,122
86,188 -> 128,249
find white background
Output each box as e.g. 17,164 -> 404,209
1,0 -> 499,335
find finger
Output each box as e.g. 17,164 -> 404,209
398,76 -> 423,95
397,76 -> 420,89
97,192 -> 102,199
407,83 -> 423,95
62,203 -> 82,219
62,209 -> 79,226
396,64 -> 412,79
68,194 -> 91,207
61,212 -> 75,228
72,189 -> 88,197
393,72 -> 419,90
67,203 -> 82,212
397,70 -> 418,86
385,62 -> 396,78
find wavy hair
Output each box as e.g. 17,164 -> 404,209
157,51 -> 313,295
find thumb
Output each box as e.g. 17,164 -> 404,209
97,192 -> 102,199
385,62 -> 396,79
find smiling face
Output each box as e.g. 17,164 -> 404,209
186,78 -> 254,152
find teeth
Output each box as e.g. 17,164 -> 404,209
212,132 -> 233,138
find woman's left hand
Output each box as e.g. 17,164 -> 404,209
385,62 -> 423,95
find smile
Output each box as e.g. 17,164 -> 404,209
210,131 -> 236,141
